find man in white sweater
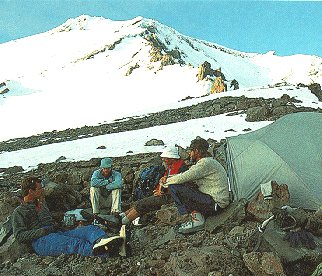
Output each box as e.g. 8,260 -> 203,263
161,138 -> 230,234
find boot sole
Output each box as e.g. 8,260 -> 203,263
178,224 -> 204,234
93,236 -> 124,256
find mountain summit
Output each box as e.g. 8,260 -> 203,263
0,15 -> 321,140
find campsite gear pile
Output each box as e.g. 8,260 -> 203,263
272,206 -> 317,249
226,112 -> 321,254
252,206 -> 318,252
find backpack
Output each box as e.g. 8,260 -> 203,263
133,165 -> 165,200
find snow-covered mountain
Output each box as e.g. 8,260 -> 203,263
0,15 -> 321,141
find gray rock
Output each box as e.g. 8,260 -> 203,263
164,245 -> 250,275
271,105 -> 297,118
243,252 -> 286,276
246,181 -> 290,222
0,216 -> 12,246
246,106 -> 270,122
263,223 -> 322,264
144,139 -> 164,146
0,235 -> 33,264
3,166 -> 24,174
308,83 -> 322,101
205,199 -> 247,233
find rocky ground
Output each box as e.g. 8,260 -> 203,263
0,86 -> 321,275
1,151 -> 321,276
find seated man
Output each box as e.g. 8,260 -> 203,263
161,138 -> 230,234
90,157 -> 122,220
12,176 -> 123,256
121,146 -> 188,225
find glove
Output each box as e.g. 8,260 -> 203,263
283,230 -> 317,249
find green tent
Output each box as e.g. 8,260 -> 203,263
226,112 -> 322,210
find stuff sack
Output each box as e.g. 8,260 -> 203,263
133,165 -> 165,200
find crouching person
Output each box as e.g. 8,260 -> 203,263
161,138 -> 230,234
90,157 -> 122,220
12,176 -> 123,257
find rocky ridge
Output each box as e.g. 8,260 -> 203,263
0,87 -> 321,276
1,85 -> 321,155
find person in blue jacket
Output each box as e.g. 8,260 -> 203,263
90,157 -> 122,218
12,176 -> 123,256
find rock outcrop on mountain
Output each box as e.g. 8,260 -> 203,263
308,83 -> 322,101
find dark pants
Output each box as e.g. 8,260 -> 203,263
134,194 -> 173,215
169,184 -> 217,216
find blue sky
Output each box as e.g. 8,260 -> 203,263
0,0 -> 321,57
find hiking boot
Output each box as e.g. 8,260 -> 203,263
93,214 -> 122,233
92,235 -> 124,256
178,211 -> 205,234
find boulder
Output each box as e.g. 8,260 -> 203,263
0,235 -> 33,263
164,245 -> 250,275
271,105 -> 297,118
246,106 -> 270,121
44,181 -> 82,212
3,166 -> 24,174
144,139 -> 164,146
308,83 -> 322,101
197,61 -> 213,81
246,181 -> 290,222
0,192 -> 20,223
155,205 -> 186,226
243,252 -> 285,276
263,223 -> 322,268
205,199 -> 247,233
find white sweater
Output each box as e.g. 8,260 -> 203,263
166,157 -> 230,208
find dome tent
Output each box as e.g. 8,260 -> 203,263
226,112 -> 322,210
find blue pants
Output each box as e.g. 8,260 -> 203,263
169,184 -> 216,216
32,225 -> 106,256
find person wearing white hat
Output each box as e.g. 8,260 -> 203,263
161,138 -> 230,234
160,146 -> 180,159
120,146 -> 188,225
